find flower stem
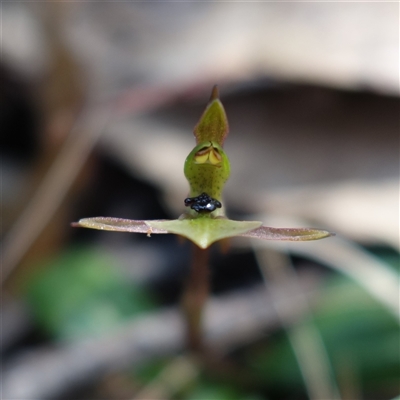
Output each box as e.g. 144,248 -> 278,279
181,245 -> 210,352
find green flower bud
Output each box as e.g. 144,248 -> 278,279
184,141 -> 230,202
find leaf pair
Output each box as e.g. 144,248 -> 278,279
73,217 -> 332,249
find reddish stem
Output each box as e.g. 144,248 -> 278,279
181,245 -> 210,352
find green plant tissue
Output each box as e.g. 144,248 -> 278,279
25,248 -> 156,340
245,275 -> 399,396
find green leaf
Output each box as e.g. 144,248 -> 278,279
187,381 -> 244,400
74,218 -> 333,248
193,85 -> 229,146
73,217 -> 168,234
25,248 -> 156,339
240,226 -> 333,241
147,218 -> 262,249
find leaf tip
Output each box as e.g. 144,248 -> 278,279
210,84 -> 219,101
193,85 -> 229,146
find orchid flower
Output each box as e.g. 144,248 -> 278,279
73,86 -> 333,248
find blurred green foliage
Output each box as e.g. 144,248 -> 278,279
134,271 -> 399,399
186,380 -> 263,400
25,248 -> 156,340
22,245 -> 399,398
135,358 -> 264,400
366,246 -> 400,272
245,274 -> 399,398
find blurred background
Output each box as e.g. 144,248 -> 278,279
1,2 -> 399,399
